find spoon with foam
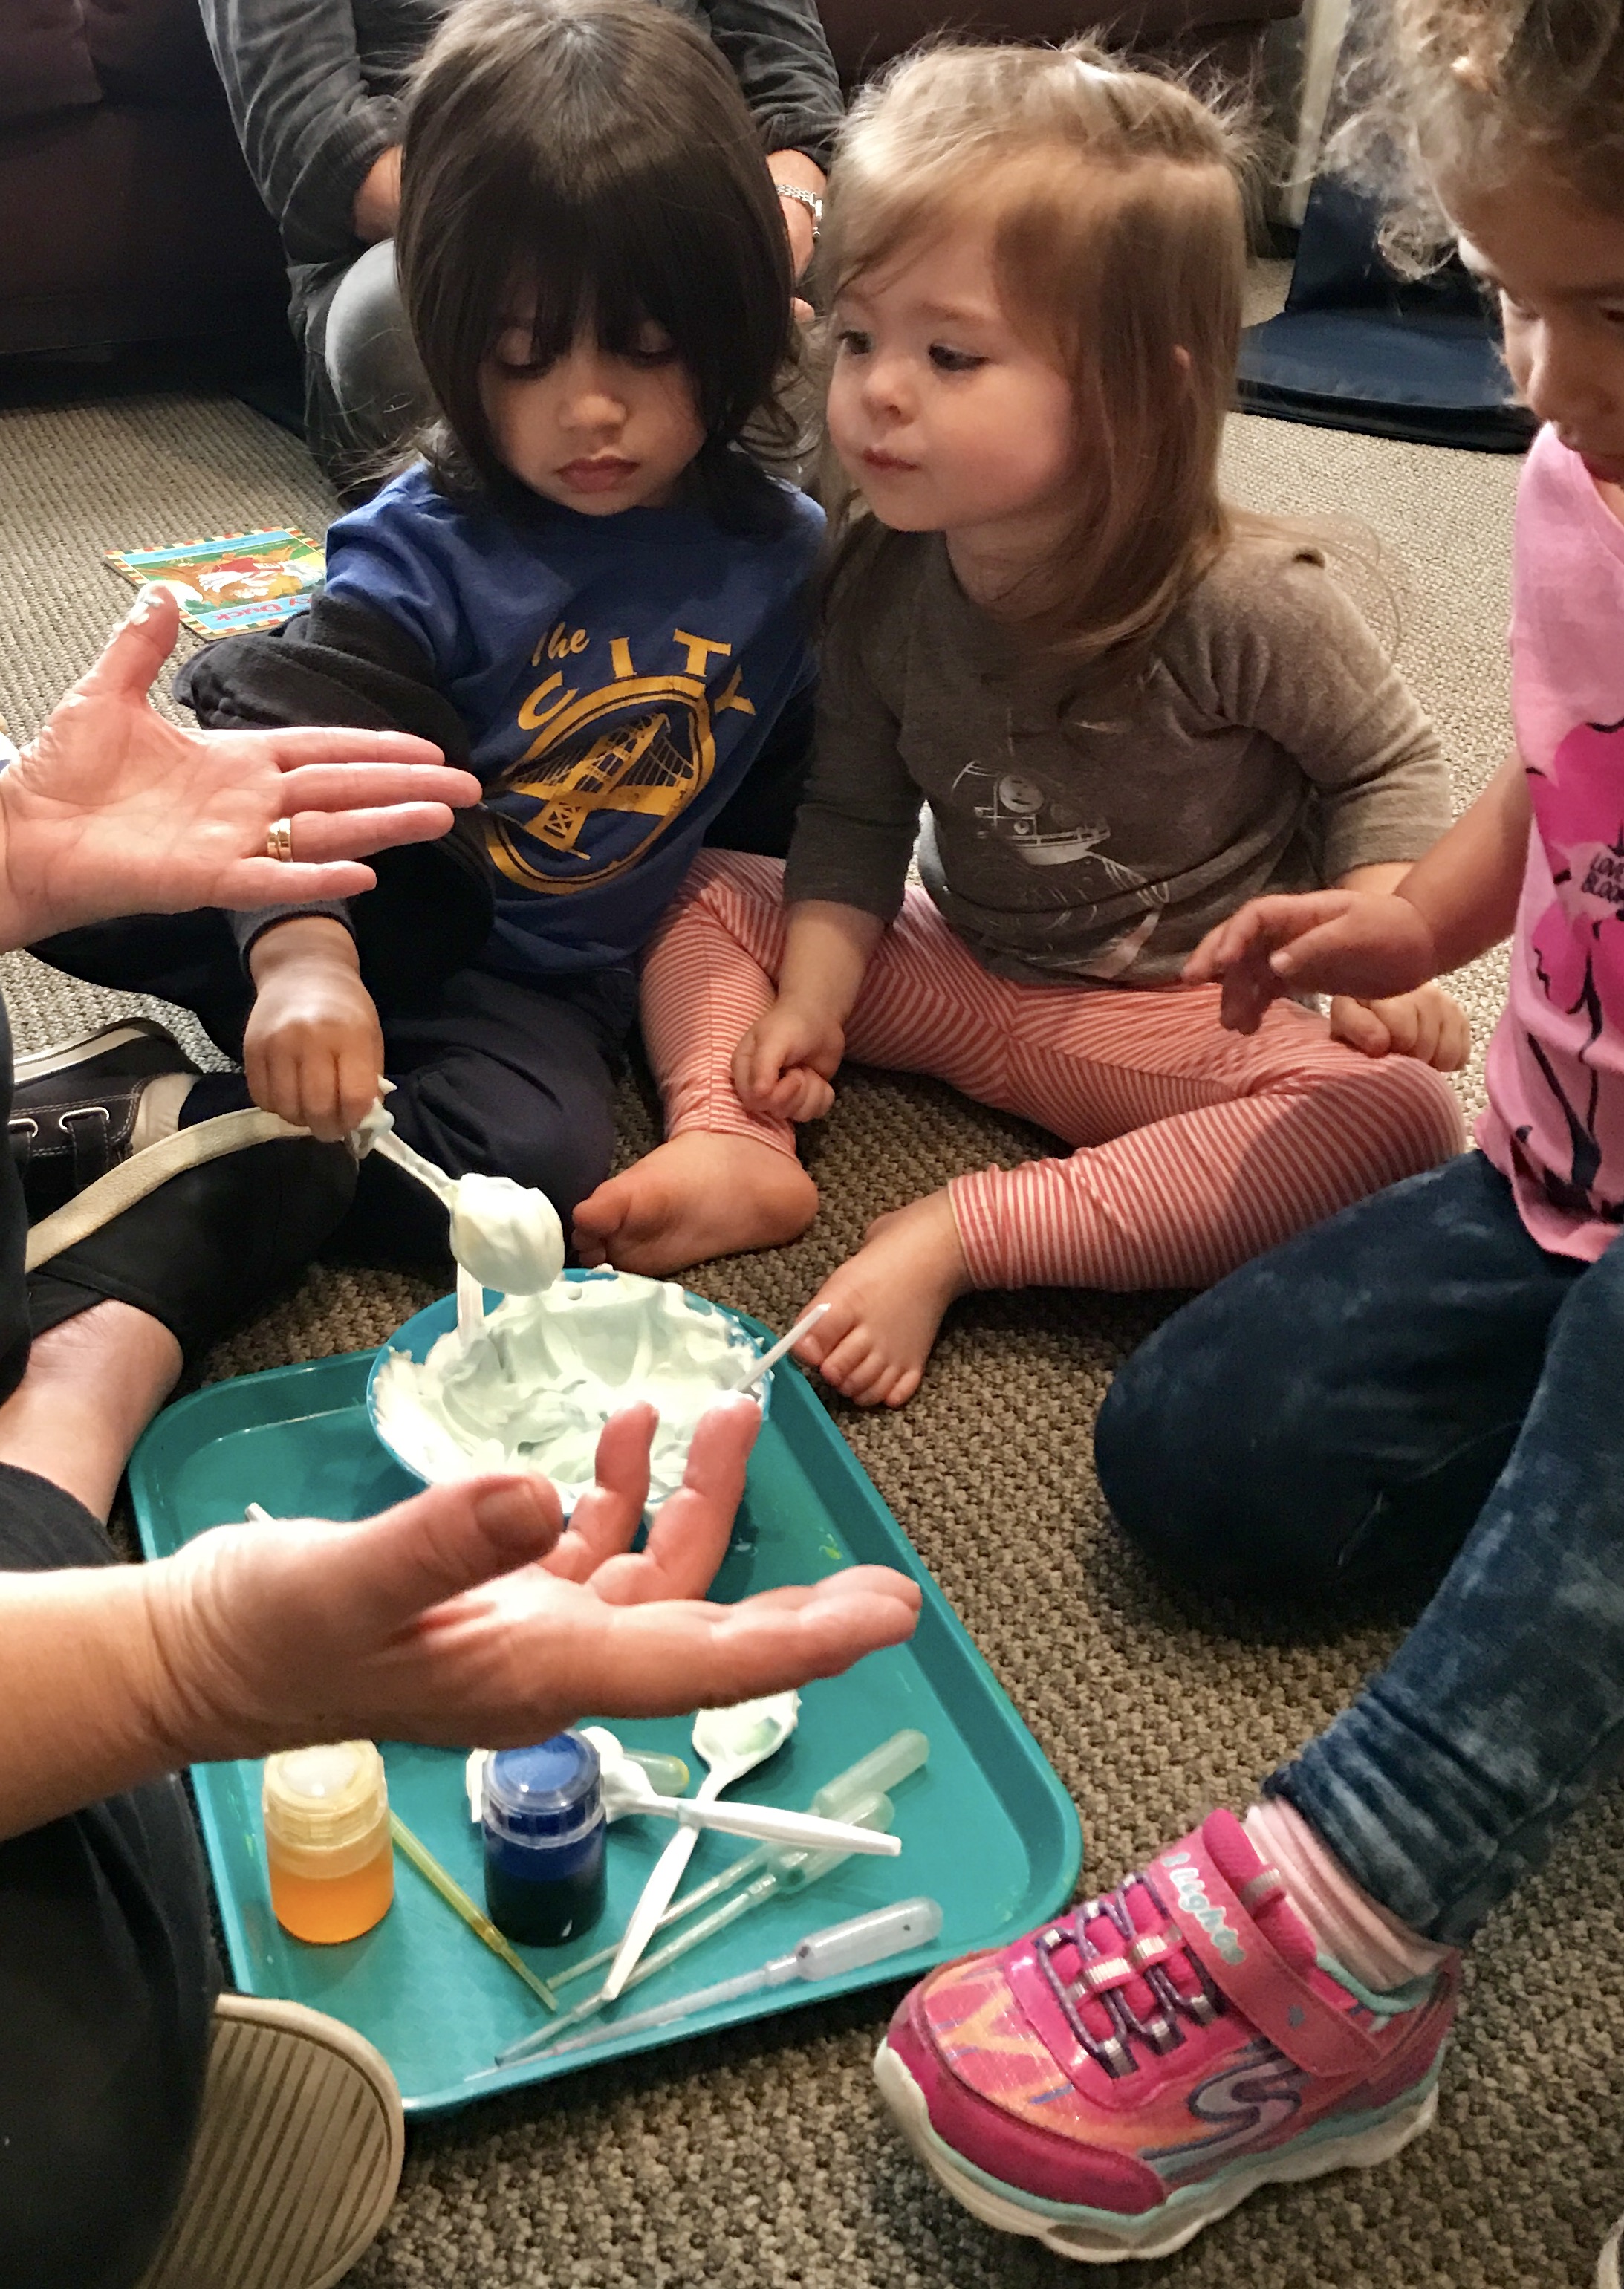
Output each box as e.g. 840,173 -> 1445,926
602,1690 -> 802,2000
353,1100 -> 565,1341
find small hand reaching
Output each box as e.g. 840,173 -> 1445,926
1329,981 -> 1470,1071
732,996 -> 846,1122
1184,889 -> 1439,1034
244,918 -> 385,1141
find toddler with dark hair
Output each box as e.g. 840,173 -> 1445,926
33,0 -> 822,1271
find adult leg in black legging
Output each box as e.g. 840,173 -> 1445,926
0,998 -> 217,2289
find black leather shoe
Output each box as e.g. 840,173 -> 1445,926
10,1019 -> 199,1218
27,1131 -> 358,1365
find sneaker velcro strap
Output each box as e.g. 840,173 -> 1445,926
1152,1837 -> 1384,2079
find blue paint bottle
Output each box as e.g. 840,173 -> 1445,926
481,1733 -> 608,1947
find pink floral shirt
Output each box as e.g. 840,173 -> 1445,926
1478,425 -> 1624,1259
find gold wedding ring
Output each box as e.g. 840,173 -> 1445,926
267,818 -> 294,863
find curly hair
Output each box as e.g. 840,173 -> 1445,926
1329,0 -> 1624,272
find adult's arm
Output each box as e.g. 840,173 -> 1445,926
195,0 -> 406,264
0,587 -> 478,949
0,1401 -> 920,1840
707,0 -> 844,172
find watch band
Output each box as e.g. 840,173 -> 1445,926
773,182 -> 823,242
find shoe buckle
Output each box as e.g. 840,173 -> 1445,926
61,1102 -> 113,1192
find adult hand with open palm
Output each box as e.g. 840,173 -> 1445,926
133,1395 -> 921,1770
0,585 -> 480,947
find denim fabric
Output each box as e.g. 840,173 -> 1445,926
1097,1150 -> 1624,1945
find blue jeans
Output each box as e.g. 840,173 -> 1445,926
1095,1150 -> 1624,1947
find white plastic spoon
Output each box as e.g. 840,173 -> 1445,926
595,1753 -> 899,1858
601,1690 -> 800,2000
353,1104 -> 565,1296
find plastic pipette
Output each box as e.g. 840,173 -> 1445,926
389,1813 -> 559,2011
733,1303 -> 828,1391
541,1898 -> 943,2056
495,1730 -> 932,2065
548,1727 -> 931,1993
494,1792 -> 896,2062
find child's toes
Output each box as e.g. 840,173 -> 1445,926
880,1362 -> 923,1409
796,1293 -> 854,1368
851,1359 -> 903,1407
838,1338 -> 906,1407
817,1322 -> 880,1392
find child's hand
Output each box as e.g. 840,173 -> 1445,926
1185,890 -> 1438,1034
733,998 -> 845,1122
244,917 -> 385,1141
1330,984 -> 1470,1071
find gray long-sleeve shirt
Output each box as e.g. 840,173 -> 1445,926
785,530 -> 1452,987
196,0 -> 842,322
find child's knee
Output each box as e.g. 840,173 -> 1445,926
1324,1053 -> 1467,1185
671,847 -> 785,914
1095,1289 -> 1373,1596
1095,1331 -> 1247,1584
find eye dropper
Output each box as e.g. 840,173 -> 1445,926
493,1729 -> 929,2066
543,1728 -> 929,1996
539,1897 -> 943,2057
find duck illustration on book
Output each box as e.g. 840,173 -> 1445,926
104,529 -> 325,636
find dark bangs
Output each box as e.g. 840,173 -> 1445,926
396,0 -> 796,527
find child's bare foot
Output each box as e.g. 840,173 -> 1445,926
572,1132 -> 817,1275
795,1190 -> 972,1408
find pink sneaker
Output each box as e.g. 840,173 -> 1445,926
875,1808 -> 1458,2263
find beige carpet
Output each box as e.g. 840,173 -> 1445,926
1,329 -> 1617,2289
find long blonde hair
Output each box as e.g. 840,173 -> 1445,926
821,41 -> 1258,688
1331,0 -> 1624,271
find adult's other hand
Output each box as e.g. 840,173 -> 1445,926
0,585 -> 480,945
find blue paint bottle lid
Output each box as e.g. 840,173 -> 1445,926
484,1732 -> 603,1845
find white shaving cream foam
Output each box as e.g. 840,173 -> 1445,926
371,1273 -> 761,1504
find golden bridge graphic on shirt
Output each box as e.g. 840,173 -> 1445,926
484,642 -> 753,896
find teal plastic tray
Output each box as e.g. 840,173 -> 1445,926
129,1339 -> 1082,2117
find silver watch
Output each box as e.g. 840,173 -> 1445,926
773,182 -> 823,243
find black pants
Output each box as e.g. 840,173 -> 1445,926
32,920 -> 638,1274
0,999 -> 218,2287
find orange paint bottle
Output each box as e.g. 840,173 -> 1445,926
262,1741 -> 394,1944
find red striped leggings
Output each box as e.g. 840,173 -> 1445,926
640,853 -> 1467,1292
